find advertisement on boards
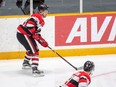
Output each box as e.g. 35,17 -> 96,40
55,14 -> 116,46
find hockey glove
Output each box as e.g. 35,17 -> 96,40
38,39 -> 48,47
16,1 -> 22,8
32,34 -> 48,47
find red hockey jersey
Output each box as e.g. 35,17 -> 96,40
62,71 -> 91,87
17,13 -> 45,36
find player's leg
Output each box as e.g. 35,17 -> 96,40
17,33 -> 44,76
24,37 -> 44,76
17,32 -> 32,68
22,53 -> 31,69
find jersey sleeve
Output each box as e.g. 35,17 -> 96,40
23,17 -> 38,28
64,75 -> 79,87
31,13 -> 45,29
18,13 -> 45,35
61,71 -> 91,87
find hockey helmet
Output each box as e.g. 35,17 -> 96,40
38,4 -> 48,11
83,61 -> 95,72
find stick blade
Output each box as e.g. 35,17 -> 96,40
76,66 -> 83,70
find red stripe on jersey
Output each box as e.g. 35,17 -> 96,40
26,20 -> 36,26
66,82 -> 76,87
29,28 -> 36,34
17,25 -> 30,36
32,58 -> 39,61
74,71 -> 91,85
31,13 -> 45,27
79,78 -> 87,83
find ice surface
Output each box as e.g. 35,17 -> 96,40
0,54 -> 116,87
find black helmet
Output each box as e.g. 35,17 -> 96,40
38,4 -> 48,11
83,61 -> 95,72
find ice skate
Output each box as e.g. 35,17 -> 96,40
32,67 -> 44,77
22,60 -> 31,69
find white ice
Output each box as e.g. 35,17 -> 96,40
0,54 -> 116,87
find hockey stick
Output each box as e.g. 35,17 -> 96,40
20,7 -> 26,15
48,46 -> 83,70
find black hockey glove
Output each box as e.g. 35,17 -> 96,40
16,1 -> 22,8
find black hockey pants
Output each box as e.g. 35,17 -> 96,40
16,32 -> 39,55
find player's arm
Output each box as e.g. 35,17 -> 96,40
64,75 -> 79,87
22,16 -> 42,35
65,75 -> 88,87
32,33 -> 48,47
24,17 -> 38,29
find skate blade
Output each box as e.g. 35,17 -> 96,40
22,66 -> 31,69
33,73 -> 44,77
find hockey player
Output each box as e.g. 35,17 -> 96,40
60,61 -> 95,87
16,4 -> 48,76
16,0 -> 45,15
0,0 -> 5,7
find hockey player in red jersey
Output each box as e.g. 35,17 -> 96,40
16,4 -> 48,76
60,61 -> 95,87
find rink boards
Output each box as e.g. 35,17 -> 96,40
0,12 -> 116,60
